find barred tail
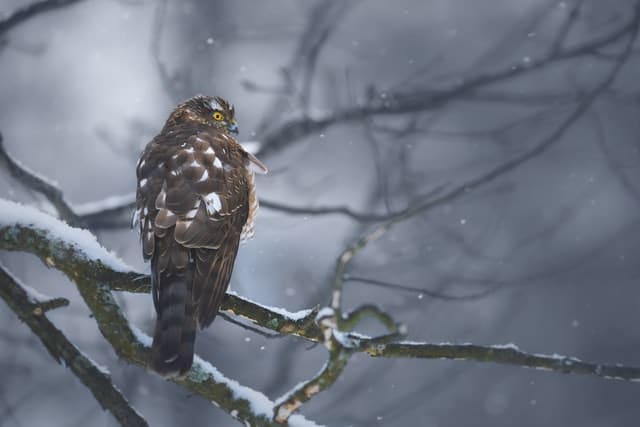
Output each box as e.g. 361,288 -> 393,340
150,272 -> 196,378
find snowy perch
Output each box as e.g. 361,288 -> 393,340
3,199 -> 640,425
0,199 -> 320,427
0,266 -> 148,427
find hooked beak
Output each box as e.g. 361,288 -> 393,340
227,120 -> 239,135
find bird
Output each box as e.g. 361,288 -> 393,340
133,95 -> 267,377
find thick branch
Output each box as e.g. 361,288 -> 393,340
0,200 -> 319,426
0,265 -> 148,427
3,202 -> 640,381
3,202 -> 640,421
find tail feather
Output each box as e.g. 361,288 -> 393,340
151,272 -> 196,378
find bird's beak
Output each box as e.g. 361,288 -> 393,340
227,120 -> 239,135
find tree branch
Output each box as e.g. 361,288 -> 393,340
329,9 -> 640,315
0,199 -> 319,426
254,0 -> 355,134
260,199 -> 400,222
0,0 -> 86,37
0,134 -> 83,225
344,275 -> 504,301
3,200 -> 640,424
0,265 -> 148,427
257,7 -> 639,158
361,342 -> 640,381
1,132 -> 439,229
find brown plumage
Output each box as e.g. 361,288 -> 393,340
134,95 -> 267,377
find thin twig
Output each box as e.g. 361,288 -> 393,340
362,341 -> 640,382
257,10 -> 638,158
0,133 -> 82,225
218,312 -> 283,339
255,0 -> 355,134
550,0 -> 584,55
330,11 -> 640,315
590,109 -> 640,203
0,0 -> 86,37
344,275 -> 503,301
341,304 -> 398,333
0,131 -> 451,229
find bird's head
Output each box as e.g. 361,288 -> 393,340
168,95 -> 239,135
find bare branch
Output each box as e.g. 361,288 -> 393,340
260,198 -> 392,222
0,265 -> 148,427
0,133 -> 83,225
260,189 -> 449,223
36,296 -> 69,313
257,8 -> 639,158
0,134 -> 137,230
341,304 -> 399,333
361,341 -> 640,382
344,275 -> 503,301
255,0 -> 355,133
329,12 -> 640,314
590,109 -> 640,203
218,312 -> 284,339
0,131 -> 450,230
0,0 -> 86,37
150,0 -> 183,102
550,0 -> 584,54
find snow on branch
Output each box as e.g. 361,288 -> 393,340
3,199 -> 640,424
0,265 -> 148,427
0,199 -> 131,272
0,199 -> 322,425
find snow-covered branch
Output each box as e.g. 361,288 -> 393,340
0,265 -> 149,427
3,198 -> 640,423
0,199 -> 320,427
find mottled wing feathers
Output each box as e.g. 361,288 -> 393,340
136,126 -> 252,323
135,95 -> 266,377
136,122 -> 263,373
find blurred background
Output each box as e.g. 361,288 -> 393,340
1,0 -> 640,425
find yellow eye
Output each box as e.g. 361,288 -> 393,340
212,111 -> 224,121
